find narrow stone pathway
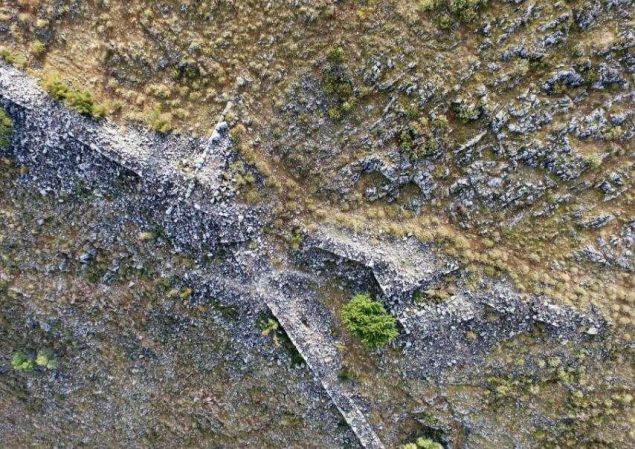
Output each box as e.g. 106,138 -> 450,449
256,270 -> 385,449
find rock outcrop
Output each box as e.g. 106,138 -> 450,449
0,63 -> 263,256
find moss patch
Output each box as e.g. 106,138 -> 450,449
0,108 -> 12,148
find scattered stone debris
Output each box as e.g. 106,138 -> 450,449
0,0 -> 633,446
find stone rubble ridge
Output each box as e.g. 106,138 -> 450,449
0,62 -> 385,448
0,62 -> 263,253
309,226 -> 459,305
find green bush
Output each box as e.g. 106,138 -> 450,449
326,46 -> 345,64
0,108 -> 13,148
35,350 -> 58,369
603,125 -> 623,141
42,73 -> 107,118
11,350 -> 58,371
65,90 -> 97,116
0,47 -> 27,68
29,40 -> 47,57
401,438 -> 443,449
417,0 -> 436,12
416,438 -> 444,449
257,313 -> 304,366
323,46 -> 355,122
11,352 -> 34,372
42,73 -> 69,100
341,293 -> 398,348
449,0 -> 485,23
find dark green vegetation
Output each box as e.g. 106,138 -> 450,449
11,350 -> 57,371
341,293 -> 398,349
0,108 -> 12,148
323,46 -> 356,122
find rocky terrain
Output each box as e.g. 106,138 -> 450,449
0,0 -> 634,448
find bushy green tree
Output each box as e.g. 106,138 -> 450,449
341,293 -> 398,349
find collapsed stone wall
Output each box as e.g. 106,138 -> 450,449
0,62 -> 264,256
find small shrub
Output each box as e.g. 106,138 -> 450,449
65,90 -> 96,116
417,0 -> 437,12
29,40 -> 46,57
341,293 -> 398,349
431,114 -> 448,130
584,153 -> 602,169
603,125 -> 623,141
323,46 -> 355,122
416,438 -> 444,449
0,47 -> 27,68
148,106 -> 173,133
418,0 -> 487,24
42,73 -> 107,118
438,14 -> 452,29
11,352 -> 34,371
257,313 -> 304,366
0,108 -> 13,148
42,73 -> 69,100
401,438 -> 444,449
328,107 -> 343,121
326,46 -> 345,64
454,101 -> 481,123
449,0 -> 485,23
35,351 -> 58,369
178,287 -> 193,300
289,232 -> 303,250
11,350 -> 57,371
259,316 -> 281,346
